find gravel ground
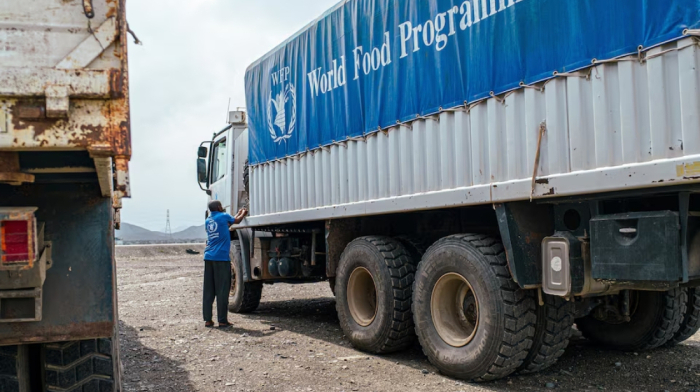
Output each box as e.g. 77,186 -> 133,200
117,246 -> 700,392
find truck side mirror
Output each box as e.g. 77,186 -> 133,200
197,158 -> 207,183
198,146 -> 208,158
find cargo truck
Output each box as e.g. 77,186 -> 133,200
0,0 -> 130,390
197,0 -> 700,381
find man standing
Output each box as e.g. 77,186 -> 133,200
203,200 -> 247,328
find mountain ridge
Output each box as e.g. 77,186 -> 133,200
116,222 -> 206,244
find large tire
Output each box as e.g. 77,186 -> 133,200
335,236 -> 417,354
229,240 -> 263,313
519,295 -> 574,374
576,289 -> 687,351
669,286 -> 700,345
413,234 -> 537,382
44,338 -> 118,392
0,345 -> 29,392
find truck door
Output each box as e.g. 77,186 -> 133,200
209,135 -> 232,213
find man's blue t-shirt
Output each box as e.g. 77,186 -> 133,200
204,211 -> 236,261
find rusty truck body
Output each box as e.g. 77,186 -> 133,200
0,0 -> 130,390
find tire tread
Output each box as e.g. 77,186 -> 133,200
338,236 -> 417,353
229,241 -> 262,313
519,295 -> 574,374
44,338 -> 115,392
669,287 -> 699,345
578,288 -> 687,351
642,288 -> 686,350
414,234 -> 537,382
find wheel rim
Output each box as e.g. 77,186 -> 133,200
431,272 -> 479,347
347,267 -> 378,327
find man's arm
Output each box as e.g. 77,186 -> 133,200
228,208 -> 248,227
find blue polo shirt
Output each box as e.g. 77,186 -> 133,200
204,211 -> 236,261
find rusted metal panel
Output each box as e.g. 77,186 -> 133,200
0,183 -> 118,345
0,153 -> 34,185
0,0 -> 131,198
0,69 -> 122,98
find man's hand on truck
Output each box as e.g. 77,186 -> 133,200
232,208 -> 248,226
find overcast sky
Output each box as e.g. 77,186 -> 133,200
122,0 -> 339,231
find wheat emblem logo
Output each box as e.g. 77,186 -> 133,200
267,83 -> 296,143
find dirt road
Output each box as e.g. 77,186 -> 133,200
117,246 -> 700,392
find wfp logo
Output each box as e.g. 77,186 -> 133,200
267,66 -> 296,144
206,220 -> 218,234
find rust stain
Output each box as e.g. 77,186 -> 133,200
108,69 -> 124,99
535,178 -> 549,185
11,100 -> 62,137
1,0 -> 132,195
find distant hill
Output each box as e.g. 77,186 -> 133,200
172,225 -> 206,241
116,223 -> 206,244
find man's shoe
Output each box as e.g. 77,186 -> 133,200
218,321 -> 233,328
205,321 -> 215,328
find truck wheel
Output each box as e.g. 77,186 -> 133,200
0,345 -> 29,392
576,288 -> 687,351
413,234 -> 537,382
335,236 -> 416,354
229,240 -> 263,313
44,338 -> 119,392
668,287 -> 700,345
519,295 -> 574,374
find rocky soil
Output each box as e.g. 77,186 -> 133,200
117,246 -> 700,392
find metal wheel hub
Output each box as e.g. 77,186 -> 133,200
347,267 -> 377,327
431,272 -> 479,347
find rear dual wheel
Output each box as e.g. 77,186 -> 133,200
576,289 -> 687,351
669,286 -> 700,345
336,233 -> 573,381
335,236 -> 417,354
413,234 -> 538,381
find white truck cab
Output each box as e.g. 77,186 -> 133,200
198,111 -> 249,218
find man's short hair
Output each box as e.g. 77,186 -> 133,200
208,200 -> 223,212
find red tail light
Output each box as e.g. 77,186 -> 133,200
1,220 -> 32,263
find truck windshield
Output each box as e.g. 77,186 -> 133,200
211,138 -> 227,184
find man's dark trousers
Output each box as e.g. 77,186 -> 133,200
203,260 -> 232,323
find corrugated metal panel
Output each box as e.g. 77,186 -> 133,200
247,38 -> 700,224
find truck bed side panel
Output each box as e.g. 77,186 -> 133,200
246,39 -> 700,226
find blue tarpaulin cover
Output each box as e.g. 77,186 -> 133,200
245,0 -> 700,165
